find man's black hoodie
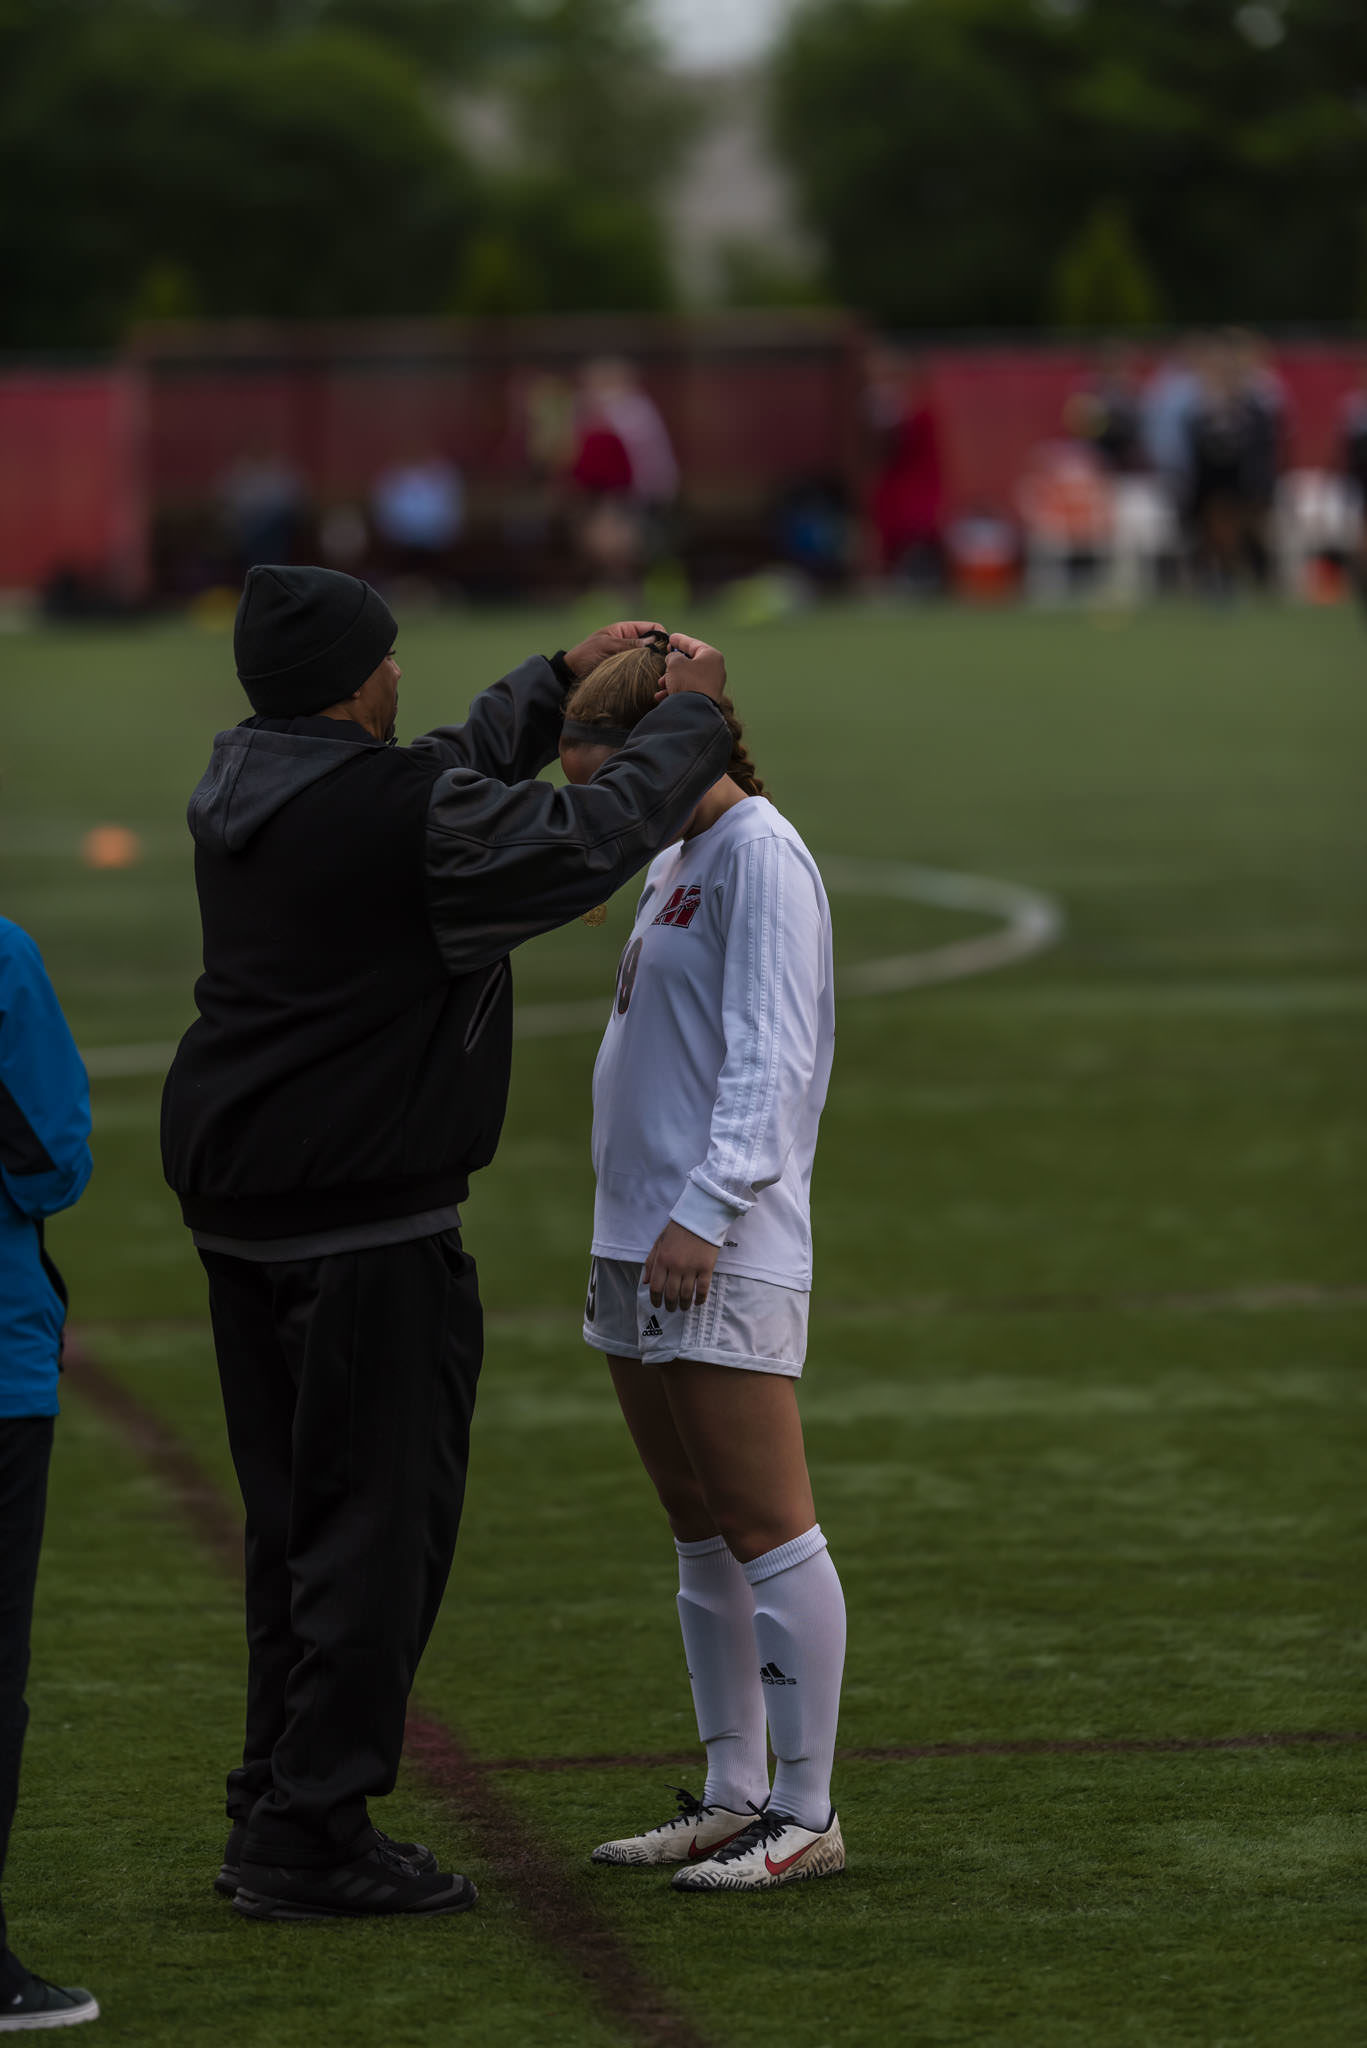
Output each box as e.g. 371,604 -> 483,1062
161,654 -> 730,1240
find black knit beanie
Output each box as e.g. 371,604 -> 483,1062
233,565 -> 397,717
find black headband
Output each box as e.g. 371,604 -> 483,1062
561,719 -> 634,747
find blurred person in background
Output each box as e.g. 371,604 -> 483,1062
864,350 -> 945,594
1227,329 -> 1286,584
0,917 -> 97,2032
1184,330 -> 1284,597
1142,335 -> 1207,564
1338,355 -> 1367,610
1066,342 -> 1146,479
521,371 -> 576,482
219,449 -> 307,575
582,358 -> 679,524
160,566 -> 734,1924
500,372 -> 577,594
569,396 -> 638,584
1067,344 -> 1178,603
1016,438 -> 1112,603
370,451 -> 465,591
1142,337 -> 1203,482
568,359 -> 679,588
773,475 -> 853,591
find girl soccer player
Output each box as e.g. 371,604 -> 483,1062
559,632 -> 845,1892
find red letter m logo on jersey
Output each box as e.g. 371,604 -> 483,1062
652,884 -> 702,929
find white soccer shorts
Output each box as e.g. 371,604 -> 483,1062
581,1256 -> 808,1378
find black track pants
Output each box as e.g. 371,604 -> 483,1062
200,1230 -> 481,1868
0,1415 -> 54,1979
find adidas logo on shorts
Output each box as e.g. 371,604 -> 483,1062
642,1313 -> 664,1338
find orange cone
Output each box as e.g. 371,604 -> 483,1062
82,825 -> 143,870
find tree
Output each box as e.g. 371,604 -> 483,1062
450,177 -> 672,315
443,0 -> 684,315
1051,203 -> 1162,329
0,4 -> 476,345
770,0 -> 1367,329
0,0 -> 676,346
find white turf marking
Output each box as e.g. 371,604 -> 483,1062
820,856 -> 1063,997
79,858 -> 1064,1081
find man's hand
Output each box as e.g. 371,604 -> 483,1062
563,620 -> 667,680
643,1219 -> 720,1314
663,633 -> 727,704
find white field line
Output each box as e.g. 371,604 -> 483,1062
821,856 -> 1064,997
80,857 -> 1065,1079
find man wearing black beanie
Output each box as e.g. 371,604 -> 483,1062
161,565 -> 733,1922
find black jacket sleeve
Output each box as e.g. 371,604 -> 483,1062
406,655 -> 569,787
423,691 -> 732,974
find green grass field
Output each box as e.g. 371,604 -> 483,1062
1,601 -> 1363,2047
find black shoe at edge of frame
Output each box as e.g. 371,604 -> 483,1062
0,1967 -> 100,2032
232,1840 -> 477,1921
215,1821 -> 439,1899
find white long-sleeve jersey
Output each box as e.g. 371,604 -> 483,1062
589,797 -> 834,1290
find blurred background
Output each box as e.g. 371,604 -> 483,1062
3,11 -> 1365,2043
4,0 -> 1367,619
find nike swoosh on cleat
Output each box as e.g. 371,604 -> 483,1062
764,1842 -> 815,1876
688,1827 -> 746,1861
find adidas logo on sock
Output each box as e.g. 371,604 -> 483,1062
642,1314 -> 664,1338
760,1660 -> 797,1686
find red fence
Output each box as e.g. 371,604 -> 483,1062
1,321 -> 1363,596
0,369 -> 147,596
132,315 -> 864,513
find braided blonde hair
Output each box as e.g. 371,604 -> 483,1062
562,644 -> 767,798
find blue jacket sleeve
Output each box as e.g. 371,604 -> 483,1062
0,920 -> 92,1220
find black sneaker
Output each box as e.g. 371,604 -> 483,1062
215,1821 -> 438,1898
233,1839 -> 476,1921
0,1967 -> 99,2031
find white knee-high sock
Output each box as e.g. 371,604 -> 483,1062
675,1535 -> 771,1813
742,1525 -> 846,1831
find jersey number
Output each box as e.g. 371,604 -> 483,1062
615,937 -> 644,1015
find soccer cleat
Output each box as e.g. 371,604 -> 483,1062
0,1969 -> 99,2032
670,1806 -> 845,1891
591,1787 -> 756,1868
233,1838 -> 476,1920
215,1821 -> 437,1898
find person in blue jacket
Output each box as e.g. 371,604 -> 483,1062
0,916 -> 98,2033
